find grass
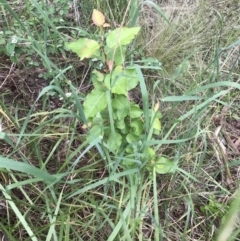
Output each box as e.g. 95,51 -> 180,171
0,0 -> 240,240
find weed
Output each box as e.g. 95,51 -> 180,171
0,0 -> 240,240
66,9 -> 176,175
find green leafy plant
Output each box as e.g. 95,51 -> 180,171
0,0 -> 71,79
201,195 -> 227,219
66,9 -> 176,174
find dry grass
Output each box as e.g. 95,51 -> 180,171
136,0 -> 240,240
0,0 -> 240,240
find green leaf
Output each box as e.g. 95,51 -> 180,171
149,109 -> 162,135
105,45 -> 127,65
154,157 -> 177,174
66,38 -> 100,60
87,125 -> 103,141
123,67 -> 139,90
126,146 -> 134,154
116,119 -> 126,129
156,110 -> 162,119
93,112 -> 104,125
6,42 -> 15,56
130,119 -> 143,136
149,109 -> 162,118
112,111 -> 118,120
116,108 -> 128,120
126,133 -> 139,143
107,132 -> 122,152
91,70 -> 106,90
92,78 -> 106,90
153,117 -> 161,135
92,69 -> 104,82
83,89 -> 107,119
106,27 -> 141,48
144,147 -> 156,160
121,125 -> 130,134
103,126 -> 111,134
104,66 -> 139,96
112,95 -> 129,109
129,104 -> 143,118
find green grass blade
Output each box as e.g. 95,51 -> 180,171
153,168 -> 162,241
217,190 -> 240,241
107,201 -> 131,241
128,0 -> 139,27
6,178 -> 42,191
0,132 -> 14,147
187,81 -> 240,95
46,191 -> 63,241
135,64 -> 149,130
68,169 -> 138,198
162,96 -> 204,101
0,157 -> 56,183
70,136 -> 103,169
0,184 -> 38,241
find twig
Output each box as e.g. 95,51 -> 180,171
211,106 -> 233,188
0,63 -> 15,89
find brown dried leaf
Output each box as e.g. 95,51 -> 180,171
103,23 -> 111,28
92,9 -> 105,26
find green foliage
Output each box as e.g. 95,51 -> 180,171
66,9 -> 175,174
217,190 -> 240,241
66,38 -> 100,60
83,88 -> 108,118
200,195 -> 227,219
0,0 -> 71,78
2,1 -> 239,240
154,156 -> 177,174
106,27 -> 141,48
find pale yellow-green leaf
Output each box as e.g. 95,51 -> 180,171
66,38 -> 100,60
154,157 -> 176,174
106,27 -> 141,49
